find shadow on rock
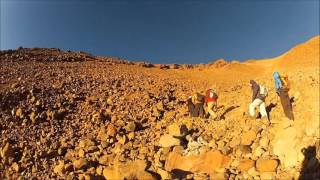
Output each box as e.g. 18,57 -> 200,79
299,146 -> 320,180
290,96 -> 295,104
219,105 -> 240,120
0,91 -> 28,112
171,169 -> 193,179
266,102 -> 277,118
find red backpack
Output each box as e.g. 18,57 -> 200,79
205,89 -> 218,103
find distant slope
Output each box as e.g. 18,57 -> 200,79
241,35 -> 319,73
273,35 -> 320,69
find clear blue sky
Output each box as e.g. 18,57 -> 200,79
1,0 -> 319,64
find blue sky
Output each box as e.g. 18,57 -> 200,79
1,0 -> 319,64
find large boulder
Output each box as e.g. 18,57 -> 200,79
271,126 -> 304,168
237,159 -> 255,172
103,160 -> 155,180
159,134 -> 181,147
255,158 -> 279,172
165,150 -> 230,175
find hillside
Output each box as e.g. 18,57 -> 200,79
0,35 -> 319,179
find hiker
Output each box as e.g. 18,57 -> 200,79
249,80 -> 268,120
205,88 -> 218,120
273,71 -> 294,120
187,93 -> 205,118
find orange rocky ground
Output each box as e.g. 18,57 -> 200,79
0,35 -> 319,179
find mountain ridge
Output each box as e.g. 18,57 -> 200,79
1,35 -> 319,68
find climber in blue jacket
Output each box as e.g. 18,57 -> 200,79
273,71 -> 282,95
272,71 -> 294,120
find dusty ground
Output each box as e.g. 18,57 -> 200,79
0,36 -> 319,179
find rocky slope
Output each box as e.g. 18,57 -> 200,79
0,35 -> 319,179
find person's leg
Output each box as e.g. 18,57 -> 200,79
259,102 -> 268,118
195,105 -> 200,117
249,99 -> 262,117
249,103 -> 255,117
196,103 -> 205,118
187,98 -> 197,117
207,102 -> 217,119
194,103 -> 203,117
